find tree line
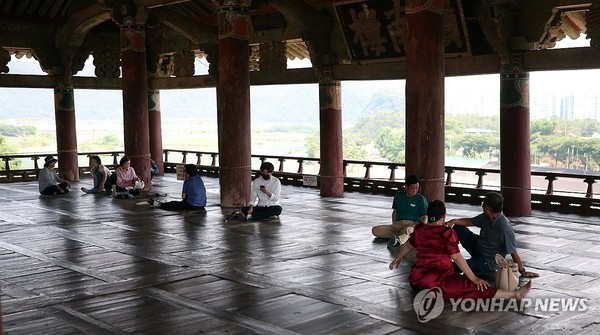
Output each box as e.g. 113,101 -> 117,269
304,112 -> 600,172
3,114 -> 600,172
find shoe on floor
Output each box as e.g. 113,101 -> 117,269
81,187 -> 90,194
147,198 -> 155,206
225,211 -> 239,222
387,236 -> 400,248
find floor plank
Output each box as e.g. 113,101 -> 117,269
1,175 -> 599,334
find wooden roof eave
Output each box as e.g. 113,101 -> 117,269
55,2 -> 112,49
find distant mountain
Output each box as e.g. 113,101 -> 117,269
0,58 -> 406,124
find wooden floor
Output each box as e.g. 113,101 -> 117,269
1,175 -> 599,334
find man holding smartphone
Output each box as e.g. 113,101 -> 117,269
240,161 -> 283,220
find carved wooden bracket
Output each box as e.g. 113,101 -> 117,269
587,1 -> 600,47
537,4 -> 590,50
268,0 -> 333,69
477,0 -> 520,65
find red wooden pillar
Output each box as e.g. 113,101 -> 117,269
405,2 -> 445,202
121,20 -> 151,188
500,54 -> 531,216
215,1 -> 251,208
319,74 -> 344,197
148,89 -> 164,175
53,79 -> 79,181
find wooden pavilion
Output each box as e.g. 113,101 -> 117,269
1,1 -> 600,333
0,0 -> 598,215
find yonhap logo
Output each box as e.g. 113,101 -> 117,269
413,287 -> 444,322
411,287 -> 587,323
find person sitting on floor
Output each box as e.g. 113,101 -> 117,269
81,155 -> 112,194
110,156 -> 141,197
389,199 -> 533,300
240,161 -> 282,220
148,164 -> 206,211
38,155 -> 70,195
372,175 -> 428,247
150,159 -> 159,185
444,192 -> 539,278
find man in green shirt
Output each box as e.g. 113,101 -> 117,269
372,175 -> 428,247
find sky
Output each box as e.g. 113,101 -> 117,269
6,34 -> 597,107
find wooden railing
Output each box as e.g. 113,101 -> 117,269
2,150 -> 599,215
0,151 -> 123,183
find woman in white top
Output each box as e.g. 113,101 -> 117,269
81,155 -> 112,194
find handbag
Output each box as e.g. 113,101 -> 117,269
133,180 -> 145,190
494,254 -> 520,291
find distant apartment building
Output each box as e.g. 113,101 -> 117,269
574,93 -> 600,120
531,92 -> 599,121
560,95 -> 575,119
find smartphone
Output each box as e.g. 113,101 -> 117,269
260,185 -> 265,189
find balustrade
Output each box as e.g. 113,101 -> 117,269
2,150 -> 599,214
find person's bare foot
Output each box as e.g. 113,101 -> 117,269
515,280 -> 532,299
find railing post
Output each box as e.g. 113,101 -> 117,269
584,177 -> 596,198
3,157 -> 11,182
297,159 -> 304,174
318,159 -> 322,176
181,151 -> 187,164
196,153 -> 202,165
388,164 -> 397,181
211,153 -> 217,166
112,152 -> 119,165
445,167 -> 454,186
545,175 -> 557,195
278,158 -> 285,172
259,156 -> 266,165
363,163 -> 372,179
342,160 -> 347,178
475,170 -> 486,189
32,156 -> 40,171
164,150 -> 170,165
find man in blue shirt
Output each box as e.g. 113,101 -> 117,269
372,175 -> 428,247
148,164 -> 206,211
445,192 -> 538,278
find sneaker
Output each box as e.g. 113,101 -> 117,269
147,198 -> 155,206
387,236 -> 400,247
225,211 -> 239,222
81,187 -> 90,194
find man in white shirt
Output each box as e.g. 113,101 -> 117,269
241,162 -> 282,220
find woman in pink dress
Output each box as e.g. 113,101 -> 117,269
389,200 -> 531,300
